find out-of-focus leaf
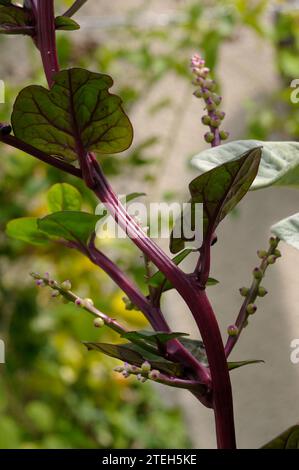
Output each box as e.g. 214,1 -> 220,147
262,424 -> 299,449
6,217 -> 49,245
170,148 -> 261,253
191,140 -> 299,190
84,342 -> 183,376
12,68 -> 133,162
0,4 -> 30,33
47,183 -> 82,212
121,330 -> 189,346
271,213 -> 299,251
55,16 -> 80,31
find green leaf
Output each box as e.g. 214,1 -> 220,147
38,211 -> 100,246
47,183 -> 82,212
179,337 -> 262,371
12,68 -> 133,162
6,217 -> 49,245
191,140 -> 299,190
262,424 -> 299,449
179,338 -> 208,366
121,330 -> 189,346
55,16 -> 80,31
0,5 -> 30,32
84,342 -> 183,376
271,213 -> 299,251
170,148 -> 261,253
227,359 -> 264,371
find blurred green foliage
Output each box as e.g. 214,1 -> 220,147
0,0 -> 289,449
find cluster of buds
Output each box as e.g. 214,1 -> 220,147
113,361 -> 160,383
238,237 -> 281,320
191,53 -> 229,146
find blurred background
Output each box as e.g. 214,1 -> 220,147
0,0 -> 299,449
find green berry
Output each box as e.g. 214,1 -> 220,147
239,287 -> 249,297
274,249 -> 281,258
246,304 -> 257,315
253,268 -> 263,280
141,361 -> 151,372
193,89 -> 203,98
227,325 -> 239,337
201,115 -> 211,125
93,317 -> 104,328
210,118 -> 221,128
206,102 -> 216,111
219,130 -> 229,140
84,298 -> 94,307
202,89 -> 211,99
267,255 -> 276,265
258,286 -> 268,297
204,132 -> 214,143
61,280 -> 72,291
257,250 -> 268,259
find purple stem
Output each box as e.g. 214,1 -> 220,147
87,154 -> 236,448
36,0 -> 59,87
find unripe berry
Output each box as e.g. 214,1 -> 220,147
257,250 -> 268,259
141,361 -> 151,373
84,298 -> 94,307
212,94 -> 222,105
193,89 -> 203,98
51,290 -> 60,298
202,89 -> 211,99
93,317 -> 104,328
269,237 -> 277,248
210,118 -> 221,128
204,79 -> 216,91
246,304 -> 257,315
204,132 -> 214,143
149,370 -> 160,380
253,267 -> 263,280
239,287 -> 249,297
61,280 -> 72,291
258,286 -> 268,297
219,130 -> 229,140
274,249 -> 281,258
201,115 -> 211,125
216,111 -> 225,120
227,325 -> 239,337
206,102 -> 216,111
267,255 -> 276,265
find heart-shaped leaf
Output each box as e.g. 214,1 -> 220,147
262,424 -> 299,449
55,16 -> 80,31
47,183 -> 82,212
191,140 -> 299,190
84,342 -> 183,376
6,217 -> 49,245
170,148 -> 261,253
37,211 -> 100,246
12,68 -> 133,162
271,213 -> 299,251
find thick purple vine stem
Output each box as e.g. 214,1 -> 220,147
35,0 -> 59,87
17,2 -> 236,449
87,154 -> 236,448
